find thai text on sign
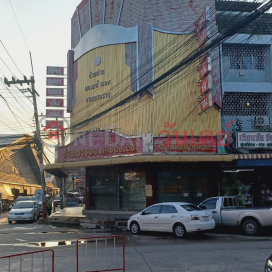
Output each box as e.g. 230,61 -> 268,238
46,99 -> 64,107
46,77 -> 64,86
46,88 -> 64,97
47,67 -> 64,75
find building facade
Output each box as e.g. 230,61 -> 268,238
44,0 -> 272,215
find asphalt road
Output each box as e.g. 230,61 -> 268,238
0,212 -> 271,272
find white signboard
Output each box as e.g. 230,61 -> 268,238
237,132 -> 272,149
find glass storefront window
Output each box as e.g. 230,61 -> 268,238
91,172 -> 146,211
157,172 -> 211,205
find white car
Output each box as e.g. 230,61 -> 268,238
127,202 -> 215,238
8,201 -> 40,224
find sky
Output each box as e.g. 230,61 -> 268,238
0,0 -> 79,161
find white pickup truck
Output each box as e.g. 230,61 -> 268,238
198,196 -> 272,236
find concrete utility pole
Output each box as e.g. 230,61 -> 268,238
4,76 -> 47,218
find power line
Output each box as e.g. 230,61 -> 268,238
9,0 -> 30,52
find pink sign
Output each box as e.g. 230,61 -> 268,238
46,120 -> 64,129
200,75 -> 212,96
196,7 -> 209,31
46,77 -> 64,86
153,136 -> 216,154
46,88 -> 64,97
199,57 -> 211,79
200,93 -> 212,113
198,27 -> 209,47
47,67 -> 64,75
46,109 -> 64,118
57,131 -> 143,163
46,99 -> 64,107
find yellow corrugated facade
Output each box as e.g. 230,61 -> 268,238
71,31 -> 221,136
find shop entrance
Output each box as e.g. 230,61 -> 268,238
91,172 -> 146,211
157,172 -> 211,205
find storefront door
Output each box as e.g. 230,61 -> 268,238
157,172 -> 211,205
91,174 -> 119,210
90,172 -> 146,211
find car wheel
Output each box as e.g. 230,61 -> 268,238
8,221 -> 12,224
130,222 -> 140,235
173,223 -> 186,238
243,220 -> 258,236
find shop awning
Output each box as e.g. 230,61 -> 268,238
234,154 -> 272,167
44,154 -> 234,172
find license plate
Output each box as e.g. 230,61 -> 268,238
203,216 -> 209,221
17,217 -> 22,219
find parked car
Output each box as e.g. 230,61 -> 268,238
127,202 -> 215,238
198,196 -> 272,236
265,254 -> 272,271
54,196 -> 60,206
15,196 -> 31,202
8,201 -> 40,224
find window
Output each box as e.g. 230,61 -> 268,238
223,198 -> 237,207
144,205 -> 161,214
223,45 -> 266,71
181,204 -> 202,211
201,199 -> 217,209
161,205 -> 178,214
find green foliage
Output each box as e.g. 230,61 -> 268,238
222,171 -> 242,196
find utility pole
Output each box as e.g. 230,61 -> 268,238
4,76 -> 47,219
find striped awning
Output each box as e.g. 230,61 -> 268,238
234,154 -> 272,160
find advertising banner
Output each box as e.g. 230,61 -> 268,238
46,99 -> 64,107
47,66 -> 64,75
46,77 -> 64,86
153,136 -> 217,154
237,132 -> 272,149
46,88 -> 64,97
200,93 -> 212,114
46,109 -> 64,118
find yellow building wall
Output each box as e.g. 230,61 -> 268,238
71,31 -> 221,136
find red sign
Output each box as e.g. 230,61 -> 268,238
198,27 -> 210,47
200,75 -> 212,96
47,67 -> 64,75
46,77 -> 64,86
57,131 -> 143,163
46,109 -> 64,118
199,57 -> 211,79
200,93 -> 212,113
46,88 -> 64,97
46,99 -> 64,107
196,7 -> 209,31
46,120 -> 64,129
153,136 -> 216,154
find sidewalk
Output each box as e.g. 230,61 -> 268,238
44,206 -> 86,225
43,207 -> 128,231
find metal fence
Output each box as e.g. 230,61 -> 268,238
76,235 -> 125,272
0,249 -> 54,272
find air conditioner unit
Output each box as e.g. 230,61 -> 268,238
254,116 -> 270,127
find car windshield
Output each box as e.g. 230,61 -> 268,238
13,202 -> 33,209
55,197 -> 60,200
30,196 -> 36,200
16,197 -> 30,202
181,204 -> 202,211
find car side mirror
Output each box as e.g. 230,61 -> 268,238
200,205 -> 206,209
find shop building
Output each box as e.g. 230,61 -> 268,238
43,0 -> 249,217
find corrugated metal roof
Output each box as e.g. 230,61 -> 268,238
44,154 -> 234,171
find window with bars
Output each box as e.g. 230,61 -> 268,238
222,44 -> 271,82
222,92 -> 270,116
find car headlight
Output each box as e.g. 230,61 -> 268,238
9,212 -> 14,216
265,256 -> 272,272
25,211 -> 33,214
129,216 -> 132,220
